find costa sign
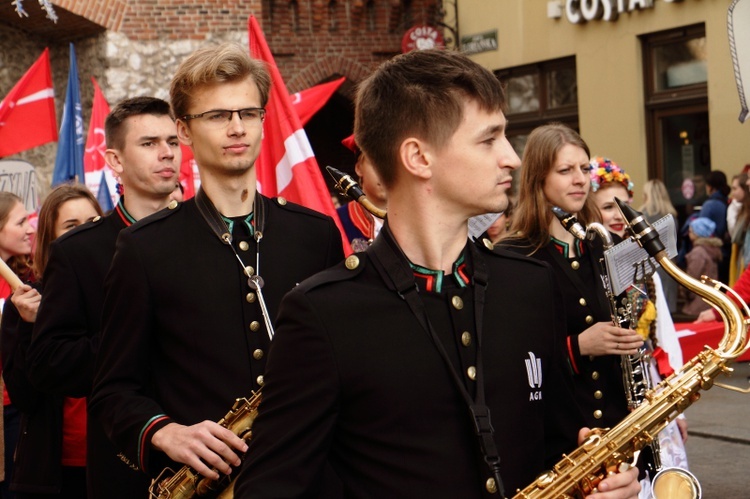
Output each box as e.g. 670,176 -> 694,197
564,0 -> 684,24
402,25 -> 445,53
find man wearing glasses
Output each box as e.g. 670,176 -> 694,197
89,43 -> 344,494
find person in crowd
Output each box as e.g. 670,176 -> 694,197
726,173 -> 750,285
589,160 -> 689,498
682,217 -> 723,317
486,199 -> 515,244
1,184 -> 102,498
28,96 -> 182,499
336,134 -> 387,251
500,126 -> 642,436
638,179 -> 679,313
698,171 -> 730,282
0,192 -> 34,499
233,49 -> 639,499
88,42 -> 344,494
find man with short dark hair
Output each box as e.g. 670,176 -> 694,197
89,43 -> 344,492
233,49 -> 640,498
29,95 -> 181,498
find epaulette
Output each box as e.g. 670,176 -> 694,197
128,200 -> 181,232
271,196 -> 331,222
475,236 -> 551,270
295,253 -> 367,293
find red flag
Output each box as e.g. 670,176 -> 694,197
179,143 -> 197,200
248,15 -> 351,253
0,48 -> 57,157
291,77 -> 345,126
84,78 -> 110,173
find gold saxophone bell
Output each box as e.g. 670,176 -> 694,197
651,467 -> 702,499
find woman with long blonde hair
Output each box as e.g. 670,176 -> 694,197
500,123 -> 642,435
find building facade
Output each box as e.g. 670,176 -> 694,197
0,0 -> 451,197
458,0 -> 749,223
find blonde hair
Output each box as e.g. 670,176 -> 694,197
170,42 -> 271,120
503,123 -> 595,254
639,179 -> 677,219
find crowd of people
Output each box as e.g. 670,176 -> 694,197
0,43 -> 743,499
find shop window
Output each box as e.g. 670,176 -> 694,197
494,57 -> 578,155
641,24 -> 709,226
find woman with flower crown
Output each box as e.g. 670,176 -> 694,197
589,159 -> 690,498
499,123 -> 642,446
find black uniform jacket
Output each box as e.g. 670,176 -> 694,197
88,195 -> 344,476
24,208 -> 152,499
501,238 -> 629,430
234,228 -> 583,498
1,283 -> 67,494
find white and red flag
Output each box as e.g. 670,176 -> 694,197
83,78 -> 118,207
248,15 -> 350,252
0,48 -> 57,157
292,77 -> 345,126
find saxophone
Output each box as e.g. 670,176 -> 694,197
515,200 -> 749,498
149,392 -> 262,499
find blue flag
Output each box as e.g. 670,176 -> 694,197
52,43 -> 85,186
96,170 -> 114,212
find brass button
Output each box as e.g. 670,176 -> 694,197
486,477 -> 498,494
467,366 -> 477,380
345,255 -> 360,270
246,292 -> 256,303
593,409 -> 603,419
482,238 -> 494,250
245,265 -> 255,277
92,215 -> 101,222
461,331 -> 472,347
594,390 -> 603,399
591,371 -> 600,380
571,261 -> 580,270
277,196 -> 287,205
579,298 -> 587,306
585,315 -> 594,324
168,199 -> 178,209
250,321 -> 260,332
239,241 -> 250,251
451,296 -> 464,310
256,375 -> 264,386
253,349 -> 264,360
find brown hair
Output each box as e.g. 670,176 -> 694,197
354,48 -> 506,189
504,123 -> 595,253
170,42 -> 271,120
33,184 -> 103,279
0,192 -> 32,279
105,96 -> 173,150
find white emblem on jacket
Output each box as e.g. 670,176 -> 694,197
525,351 -> 543,400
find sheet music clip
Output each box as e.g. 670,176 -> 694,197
632,258 -> 656,286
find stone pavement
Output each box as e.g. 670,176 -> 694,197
683,360 -> 750,498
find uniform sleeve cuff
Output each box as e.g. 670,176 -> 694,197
138,415 -> 173,473
566,335 -> 582,375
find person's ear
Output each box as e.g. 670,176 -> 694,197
176,119 -> 193,147
399,137 -> 432,180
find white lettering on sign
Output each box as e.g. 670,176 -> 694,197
563,0 -> 683,24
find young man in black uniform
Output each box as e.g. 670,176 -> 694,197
233,50 -> 640,498
28,96 -> 182,498
88,43 -> 344,487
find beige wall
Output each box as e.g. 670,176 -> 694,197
458,0 -> 749,201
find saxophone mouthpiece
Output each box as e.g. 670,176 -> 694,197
325,166 -> 365,201
615,197 -> 665,257
551,206 -> 587,240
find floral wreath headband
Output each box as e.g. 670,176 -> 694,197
589,156 -> 634,199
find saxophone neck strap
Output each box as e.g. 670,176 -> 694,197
368,225 -> 505,497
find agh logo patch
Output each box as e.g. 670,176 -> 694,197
525,351 -> 542,401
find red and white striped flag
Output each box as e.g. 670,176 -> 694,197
248,15 -> 350,252
0,48 -> 57,157
83,78 -> 118,206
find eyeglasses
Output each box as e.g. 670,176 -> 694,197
181,108 -> 266,128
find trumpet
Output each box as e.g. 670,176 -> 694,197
515,200 -> 749,498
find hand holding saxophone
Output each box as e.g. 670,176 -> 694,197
578,322 -> 643,357
151,421 -> 248,480
577,427 -> 640,499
